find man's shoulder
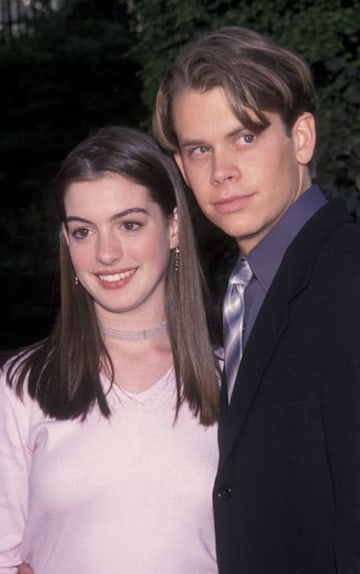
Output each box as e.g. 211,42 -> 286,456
294,198 -> 360,251
274,198 -> 360,291
316,199 -> 360,250
312,197 -> 356,225
300,199 -> 360,286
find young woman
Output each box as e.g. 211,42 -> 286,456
0,126 -> 220,574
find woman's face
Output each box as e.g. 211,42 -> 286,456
62,172 -> 178,326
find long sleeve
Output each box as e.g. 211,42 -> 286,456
0,371 -> 31,573
318,229 -> 360,571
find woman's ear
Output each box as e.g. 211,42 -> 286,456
61,222 -> 70,247
293,112 -> 316,166
169,207 -> 179,250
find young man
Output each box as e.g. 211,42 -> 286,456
153,26 -> 360,574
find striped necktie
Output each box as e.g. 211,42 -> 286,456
223,257 -> 253,398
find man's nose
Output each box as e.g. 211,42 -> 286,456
211,150 -> 240,185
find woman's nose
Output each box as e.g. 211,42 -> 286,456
96,232 -> 123,265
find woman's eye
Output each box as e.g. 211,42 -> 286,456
121,221 -> 142,231
72,228 -> 90,239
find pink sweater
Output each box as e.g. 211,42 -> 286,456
0,367 -> 218,573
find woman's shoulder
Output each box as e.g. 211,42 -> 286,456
1,344 -> 37,380
0,344 -> 42,411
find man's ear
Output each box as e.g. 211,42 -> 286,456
169,207 -> 179,250
293,112 -> 316,166
174,152 -> 190,187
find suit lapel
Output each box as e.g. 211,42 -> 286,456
218,273 -> 291,469
217,199 -> 353,471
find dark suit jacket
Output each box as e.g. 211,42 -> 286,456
213,200 -> 360,574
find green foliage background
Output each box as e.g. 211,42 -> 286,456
0,0 -> 359,347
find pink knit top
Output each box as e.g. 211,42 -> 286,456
0,367 -> 218,573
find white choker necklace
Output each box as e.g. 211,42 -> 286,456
99,321 -> 167,341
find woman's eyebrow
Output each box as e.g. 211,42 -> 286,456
65,207 -> 149,224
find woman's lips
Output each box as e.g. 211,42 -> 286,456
96,268 -> 137,289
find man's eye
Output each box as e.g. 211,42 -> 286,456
239,134 -> 255,144
191,145 -> 209,156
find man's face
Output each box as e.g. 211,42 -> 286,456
173,88 -> 315,254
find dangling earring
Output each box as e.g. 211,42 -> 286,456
174,246 -> 180,272
74,275 -> 79,285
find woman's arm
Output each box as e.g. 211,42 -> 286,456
0,369 -> 31,571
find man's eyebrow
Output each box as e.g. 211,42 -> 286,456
178,139 -> 207,149
178,126 -> 252,149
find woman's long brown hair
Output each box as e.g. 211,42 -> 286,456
5,126 -> 219,425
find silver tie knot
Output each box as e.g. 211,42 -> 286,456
229,256 -> 253,287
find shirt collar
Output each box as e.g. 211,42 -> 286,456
247,185 -> 327,291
